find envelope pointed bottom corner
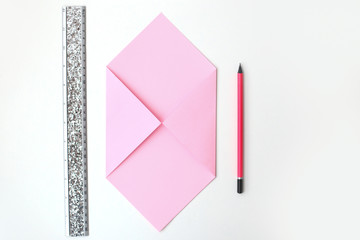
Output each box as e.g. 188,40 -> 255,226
106,125 -> 215,231
106,68 -> 160,176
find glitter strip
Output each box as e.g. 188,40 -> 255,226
63,6 -> 88,237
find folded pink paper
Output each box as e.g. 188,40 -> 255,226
106,13 -> 216,231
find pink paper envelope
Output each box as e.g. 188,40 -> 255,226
106,13 -> 216,231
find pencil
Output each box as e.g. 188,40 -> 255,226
237,63 -> 244,194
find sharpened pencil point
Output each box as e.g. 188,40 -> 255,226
238,63 -> 243,73
237,179 -> 243,193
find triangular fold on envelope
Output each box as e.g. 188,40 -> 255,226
163,70 -> 217,176
107,125 -> 215,231
106,68 -> 160,176
107,13 -> 217,121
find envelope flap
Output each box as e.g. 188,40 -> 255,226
163,70 -> 216,176
107,13 -> 216,122
106,68 -> 160,176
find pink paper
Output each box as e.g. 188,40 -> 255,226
106,13 -> 216,231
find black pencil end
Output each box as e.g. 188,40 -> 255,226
237,178 -> 243,194
238,63 -> 243,73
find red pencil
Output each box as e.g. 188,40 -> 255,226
237,63 -> 244,193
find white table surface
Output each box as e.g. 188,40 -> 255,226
1,0 -> 360,239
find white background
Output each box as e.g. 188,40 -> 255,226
1,0 -> 360,239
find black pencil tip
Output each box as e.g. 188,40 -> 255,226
237,179 -> 243,193
238,63 -> 243,73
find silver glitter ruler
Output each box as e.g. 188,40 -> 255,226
62,6 -> 89,237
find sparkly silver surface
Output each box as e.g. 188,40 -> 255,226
64,6 -> 88,237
